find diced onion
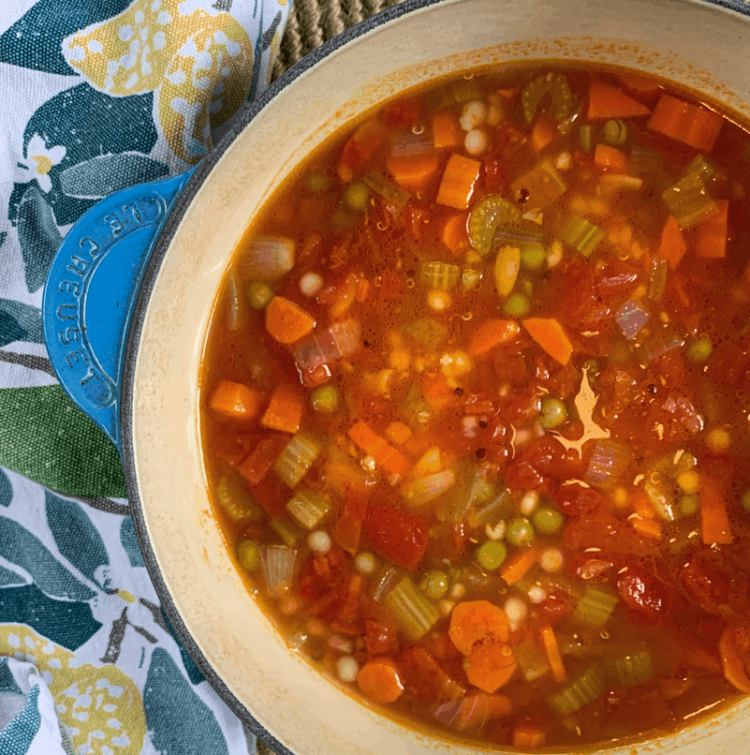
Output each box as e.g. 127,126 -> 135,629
240,236 -> 295,281
616,299 -> 650,340
585,440 -> 632,486
261,546 -> 297,597
433,695 -> 489,731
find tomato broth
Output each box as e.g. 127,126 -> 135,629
200,64 -> 750,749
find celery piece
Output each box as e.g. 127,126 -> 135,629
681,154 -> 726,193
521,72 -> 573,123
287,488 -> 332,530
559,215 -> 604,257
468,195 -> 522,256
269,519 -> 299,547
216,474 -> 263,523
649,257 -> 668,302
468,486 -> 513,527
343,181 -> 369,212
248,281 -> 274,310
461,267 -> 483,293
662,173 -> 716,229
515,640 -> 550,682
549,667 -> 605,715
420,261 -> 461,291
602,119 -> 628,146
494,220 -> 544,249
629,146 -> 663,175
404,317 -> 448,350
643,478 -> 676,521
511,163 -> 567,210
604,650 -> 654,688
574,584 -> 618,627
363,171 -> 410,209
425,78 -> 481,110
385,576 -> 441,640
226,270 -> 247,331
579,124 -> 594,153
273,432 -> 321,488
403,470 -> 456,508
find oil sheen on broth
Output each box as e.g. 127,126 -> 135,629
200,64 -> 750,749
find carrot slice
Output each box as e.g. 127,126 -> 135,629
540,625 -> 566,683
265,296 -> 316,344
648,94 -> 724,151
522,318 -> 573,365
500,545 -> 542,586
694,200 -> 729,258
720,621 -> 750,693
449,600 -> 509,655
464,641 -> 517,693
467,319 -> 521,358
513,724 -> 547,748
442,213 -> 470,255
357,658 -> 405,703
587,80 -> 651,119
348,420 -> 412,482
386,151 -> 441,192
436,154 -> 481,210
260,384 -> 304,434
593,143 -> 629,173
632,516 -> 662,540
338,119 -> 388,182
619,74 -> 662,98
700,476 -> 733,545
531,115 -> 557,153
209,380 -> 262,421
432,110 -> 461,149
658,215 -> 687,270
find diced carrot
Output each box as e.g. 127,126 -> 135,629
348,420 -> 412,482
209,380 -> 262,421
357,658 -> 405,703
442,213 -> 470,255
700,476 -> 733,545
449,600 -> 509,655
386,151 -> 441,192
338,119 -> 388,182
436,154 -> 481,210
631,516 -> 662,540
496,88 -> 518,100
648,94 -> 724,151
531,115 -> 556,153
464,641 -> 517,693
332,495 -> 368,553
386,421 -> 413,446
467,318 -> 520,358
658,215 -> 688,270
694,200 -> 729,258
513,724 -> 547,748
237,435 -> 288,487
265,296 -> 316,344
522,318 -> 573,365
260,384 -> 304,434
593,143 -> 629,173
422,374 -> 454,410
587,80 -> 651,119
500,545 -> 542,586
356,278 -> 370,302
720,620 -> 750,693
619,74 -> 662,98
630,488 -> 656,519
432,110 -> 461,149
540,625 -> 566,683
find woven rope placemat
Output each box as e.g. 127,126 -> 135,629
259,3 -> 405,751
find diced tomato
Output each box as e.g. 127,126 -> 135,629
213,433 -> 259,467
504,460 -> 546,491
554,483 -> 604,517
618,566 -> 670,620
363,503 -> 429,570
482,156 -> 507,192
337,119 -> 388,182
377,269 -> 406,300
539,592 -> 573,625
247,475 -> 288,519
332,495 -> 368,554
398,646 -> 466,703
297,545 -> 350,604
680,551 -> 732,614
381,97 -> 423,129
563,512 -> 656,556
365,617 -> 400,655
570,554 -> 616,581
427,521 -> 469,562
237,434 -> 289,487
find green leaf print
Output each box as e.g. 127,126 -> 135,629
0,385 -> 127,498
45,491 -> 109,588
0,565 -> 26,589
59,153 -> 169,199
0,299 -> 43,348
0,468 -> 12,507
120,517 -> 145,568
16,184 -> 62,293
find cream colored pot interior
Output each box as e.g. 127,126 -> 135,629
129,0 -> 750,752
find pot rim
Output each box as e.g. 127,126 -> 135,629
119,0 -> 750,752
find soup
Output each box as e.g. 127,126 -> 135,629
200,64 -> 750,749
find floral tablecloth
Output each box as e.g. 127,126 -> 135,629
0,1 -> 291,752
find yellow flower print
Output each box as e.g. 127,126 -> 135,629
19,134 -> 66,193
0,625 -> 146,755
157,9 -> 253,163
62,0 -> 180,95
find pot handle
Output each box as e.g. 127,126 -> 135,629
42,167 -> 197,451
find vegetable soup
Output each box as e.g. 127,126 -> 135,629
201,64 -> 750,749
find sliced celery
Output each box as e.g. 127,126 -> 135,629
216,474 -> 263,523
511,163 -> 567,210
420,261 -> 460,291
549,667 -> 605,715
363,171 -> 410,209
448,465 -> 495,522
559,215 -> 604,257
385,576 -> 441,640
521,72 -> 573,123
468,487 -> 513,527
468,195 -> 521,256
273,432 -> 321,488
425,78 -> 481,110
286,488 -> 332,530
574,584 -> 618,627
515,639 -> 550,681
604,650 -> 654,687
404,318 -> 448,350
662,173 -> 716,229
401,383 -> 433,431
681,154 -> 725,193
269,519 -> 299,547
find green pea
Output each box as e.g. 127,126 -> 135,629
310,385 -> 340,414
506,517 -> 535,547
521,244 -> 546,271
540,397 -> 568,429
343,181 -> 369,211
247,282 -> 274,310
680,495 -> 699,517
503,292 -> 530,318
419,569 -> 449,599
475,541 -> 508,572
305,171 -> 332,193
237,539 -> 260,571
581,358 -> 600,386
687,336 -> 713,363
742,489 -> 750,513
533,506 -> 564,535
601,119 -> 628,146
